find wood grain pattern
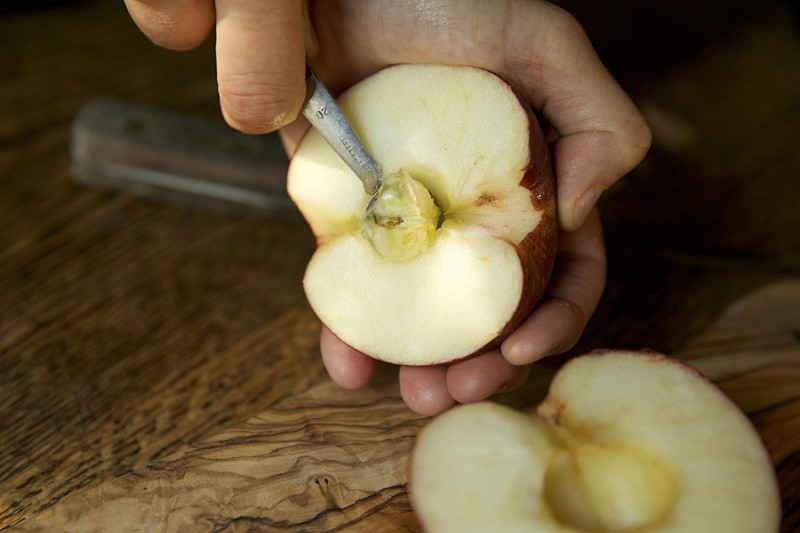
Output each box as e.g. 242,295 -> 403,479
13,373 -> 426,532
13,280 -> 800,532
0,3 -> 326,529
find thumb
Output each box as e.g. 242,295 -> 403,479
552,122 -> 651,232
215,0 -> 307,133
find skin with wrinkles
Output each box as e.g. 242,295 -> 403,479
123,0 -> 651,416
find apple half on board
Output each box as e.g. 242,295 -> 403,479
287,64 -> 556,366
409,350 -> 781,533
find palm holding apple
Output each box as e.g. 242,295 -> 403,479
123,0 -> 652,415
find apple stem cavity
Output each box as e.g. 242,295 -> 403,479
362,169 -> 442,262
543,439 -> 679,532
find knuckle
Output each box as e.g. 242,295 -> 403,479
134,10 -> 205,51
552,299 -> 586,353
614,112 -> 653,177
561,297 -> 588,332
625,110 -> 654,162
601,109 -> 655,180
552,8 -> 586,41
542,3 -> 589,47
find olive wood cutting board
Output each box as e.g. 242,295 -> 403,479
15,280 -> 800,532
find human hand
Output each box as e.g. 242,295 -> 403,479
124,0 -> 651,416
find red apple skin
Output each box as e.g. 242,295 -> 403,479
492,100 -> 557,346
463,87 -> 557,359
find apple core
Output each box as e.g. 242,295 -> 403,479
362,169 -> 441,262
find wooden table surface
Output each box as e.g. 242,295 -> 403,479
1,1 -> 799,531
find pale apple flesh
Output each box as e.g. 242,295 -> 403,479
409,351 -> 781,533
287,64 -> 556,366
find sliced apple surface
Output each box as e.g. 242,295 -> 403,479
409,350 -> 780,533
287,64 -> 556,365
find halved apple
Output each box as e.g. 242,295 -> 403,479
409,350 -> 781,533
287,64 -> 556,365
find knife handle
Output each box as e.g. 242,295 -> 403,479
70,97 -> 301,221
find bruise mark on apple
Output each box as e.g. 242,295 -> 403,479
538,396 -> 565,426
474,192 -> 498,207
512,81 -> 557,213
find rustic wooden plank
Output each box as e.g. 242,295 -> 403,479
10,372 -> 425,532
0,3 -> 327,529
11,280 -> 799,532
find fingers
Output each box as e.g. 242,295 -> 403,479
445,351 -> 531,403
321,327 -> 531,416
548,110 -> 651,232
215,0 -> 307,133
501,208 -> 606,365
507,3 -> 651,231
319,326 -> 376,390
126,0 -> 309,133
319,326 -> 457,415
502,3 -> 652,231
399,353 -> 529,416
123,0 -> 215,50
399,366 -> 455,416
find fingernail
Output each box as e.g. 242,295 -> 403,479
269,109 -> 297,131
502,339 -> 549,366
573,186 -> 604,229
268,92 -> 306,131
501,339 -> 527,366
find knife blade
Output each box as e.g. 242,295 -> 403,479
301,67 -> 384,197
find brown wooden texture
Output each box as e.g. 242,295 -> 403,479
2,0 -> 800,531
12,280 -> 800,532
0,3 -> 325,529
13,373 -> 425,533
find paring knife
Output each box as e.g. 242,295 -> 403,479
301,67 -> 384,197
